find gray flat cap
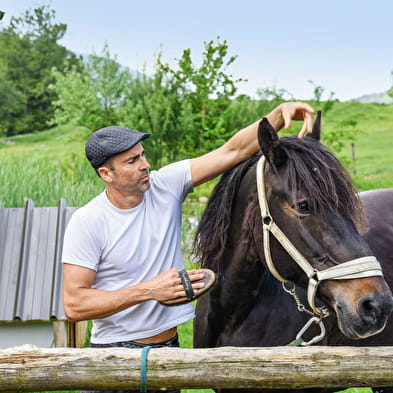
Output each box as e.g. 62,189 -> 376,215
85,126 -> 150,169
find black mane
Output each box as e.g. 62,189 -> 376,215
194,136 -> 364,268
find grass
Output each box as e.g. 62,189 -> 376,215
322,101 -> 393,190
0,101 -> 392,393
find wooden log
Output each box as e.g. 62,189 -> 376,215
0,345 -> 393,391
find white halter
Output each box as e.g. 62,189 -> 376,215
256,155 -> 383,316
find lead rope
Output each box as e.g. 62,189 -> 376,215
140,346 -> 151,392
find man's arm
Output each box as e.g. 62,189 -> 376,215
62,263 -> 206,322
190,102 -> 314,186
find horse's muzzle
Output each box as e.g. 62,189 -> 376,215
337,291 -> 393,339
357,293 -> 393,332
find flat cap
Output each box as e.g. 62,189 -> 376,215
85,126 -> 150,169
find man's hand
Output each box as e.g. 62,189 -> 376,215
145,268 -> 206,303
266,102 -> 315,137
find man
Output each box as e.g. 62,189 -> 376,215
62,101 -> 314,393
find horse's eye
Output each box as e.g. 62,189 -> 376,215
297,200 -> 311,214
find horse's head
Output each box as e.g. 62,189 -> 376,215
257,112 -> 393,339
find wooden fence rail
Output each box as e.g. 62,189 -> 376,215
1,345 -> 393,391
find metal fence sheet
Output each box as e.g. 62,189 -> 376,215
0,199 -> 78,321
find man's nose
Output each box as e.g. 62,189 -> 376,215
140,155 -> 150,169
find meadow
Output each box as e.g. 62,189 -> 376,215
0,101 -> 392,393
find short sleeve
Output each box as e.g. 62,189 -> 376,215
62,210 -> 102,271
152,159 -> 193,201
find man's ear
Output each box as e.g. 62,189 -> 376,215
307,110 -> 322,141
258,117 -> 287,168
97,166 -> 112,182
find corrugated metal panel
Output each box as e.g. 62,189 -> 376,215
0,199 -> 79,321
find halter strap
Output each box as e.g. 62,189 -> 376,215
256,155 -> 383,316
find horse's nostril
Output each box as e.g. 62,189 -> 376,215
358,295 -> 383,324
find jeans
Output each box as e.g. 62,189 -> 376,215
81,334 -> 180,393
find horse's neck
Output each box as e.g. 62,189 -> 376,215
218,166 -> 266,314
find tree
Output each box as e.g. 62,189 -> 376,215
157,37 -> 244,156
51,43 -> 132,131
0,70 -> 26,136
0,4 -> 77,135
50,62 -> 104,131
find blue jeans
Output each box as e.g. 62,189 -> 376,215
81,334 -> 180,393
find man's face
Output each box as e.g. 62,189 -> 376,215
102,143 -> 151,195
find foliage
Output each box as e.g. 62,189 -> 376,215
50,62 -> 103,130
222,88 -> 288,136
0,4 -> 78,136
157,37 -> 243,157
0,69 -> 26,133
116,59 -> 183,167
51,43 -> 132,131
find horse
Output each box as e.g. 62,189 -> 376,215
193,112 -> 393,393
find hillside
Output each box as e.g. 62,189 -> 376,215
350,91 -> 393,105
0,101 -> 392,208
322,101 -> 393,191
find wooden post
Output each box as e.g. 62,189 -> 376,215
351,142 -> 356,175
53,321 -> 66,348
1,346 -> 393,391
65,321 -> 88,348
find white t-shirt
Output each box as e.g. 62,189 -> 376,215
62,159 -> 195,344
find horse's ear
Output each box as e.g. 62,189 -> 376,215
307,110 -> 322,141
258,117 -> 287,168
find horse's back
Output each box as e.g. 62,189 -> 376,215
351,188 -> 393,348
360,188 -> 393,275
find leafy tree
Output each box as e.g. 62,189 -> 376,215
50,62 -> 104,130
157,37 -> 244,156
114,62 -> 176,167
0,71 -> 26,136
0,4 -> 77,135
51,43 -> 132,131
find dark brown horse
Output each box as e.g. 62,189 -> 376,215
193,114 -> 393,393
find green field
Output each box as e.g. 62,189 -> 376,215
0,101 -> 391,393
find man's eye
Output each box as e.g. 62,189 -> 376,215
297,200 -> 311,214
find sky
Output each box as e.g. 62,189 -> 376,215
2,0 -> 393,101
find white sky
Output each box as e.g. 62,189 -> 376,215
2,0 -> 393,101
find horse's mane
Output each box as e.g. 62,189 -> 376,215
193,153 -> 261,268
194,136 -> 364,268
